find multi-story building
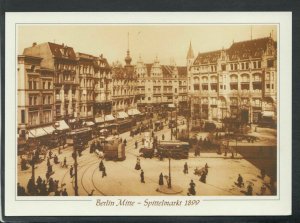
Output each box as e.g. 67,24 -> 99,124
17,54 -> 55,139
76,52 -> 95,121
135,56 -> 188,114
93,54 -> 113,118
187,35 -> 277,124
111,48 -> 138,117
23,42 -> 78,122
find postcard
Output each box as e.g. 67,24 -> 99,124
3,12 -> 292,216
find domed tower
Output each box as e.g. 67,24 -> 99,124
125,32 -> 132,66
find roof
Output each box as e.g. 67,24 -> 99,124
161,65 -> 175,78
193,50 -> 221,65
23,42 -> 77,61
177,66 -> 187,77
47,42 -> 77,60
227,37 -> 275,61
193,37 -> 277,64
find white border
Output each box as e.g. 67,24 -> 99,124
5,12 -> 292,216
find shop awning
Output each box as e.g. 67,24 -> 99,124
95,117 -> 105,123
117,111 -> 129,119
43,125 -> 56,134
86,121 -> 95,126
105,114 -> 115,121
55,120 -> 70,131
262,111 -> 275,117
28,128 -> 48,138
128,108 -> 141,116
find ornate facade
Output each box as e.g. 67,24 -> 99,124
135,56 -> 188,113
187,35 -> 277,124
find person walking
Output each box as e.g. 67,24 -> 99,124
99,160 -> 104,171
188,180 -> 196,196
102,165 -> 107,178
162,134 -> 165,141
69,165 -> 74,178
183,162 -> 188,174
135,157 -> 141,170
159,173 -> 164,185
62,157 -> 67,168
200,172 -> 207,183
62,188 -> 68,196
237,174 -> 244,187
135,141 -> 138,149
140,169 -> 145,183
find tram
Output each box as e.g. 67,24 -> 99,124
157,141 -> 190,159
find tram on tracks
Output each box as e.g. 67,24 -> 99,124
157,141 -> 190,159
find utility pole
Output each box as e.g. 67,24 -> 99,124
170,108 -> 173,140
168,150 -> 172,188
175,103 -> 178,140
73,144 -> 79,196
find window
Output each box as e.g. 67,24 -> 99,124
246,62 -> 249,69
267,60 -> 274,68
48,96 -> 51,104
21,110 -> 25,123
221,64 -> 226,71
34,96 -> 37,105
194,84 -> 200,91
148,97 -> 151,101
253,62 -> 256,69
230,64 -> 233,70
33,81 -> 37,89
43,96 -> 46,104
43,82 -> 46,89
235,64 -> 238,70
266,84 -> 270,89
241,63 -> 245,70
272,84 -> 274,89
29,96 -> 33,105
48,82 -> 51,89
258,61 -> 261,68
28,81 -> 32,90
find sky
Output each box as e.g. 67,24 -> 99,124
18,25 -> 277,66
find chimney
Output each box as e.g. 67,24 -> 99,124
32,42 -> 37,47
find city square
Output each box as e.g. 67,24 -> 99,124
17,25 -> 277,197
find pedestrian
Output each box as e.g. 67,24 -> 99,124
183,162 -> 188,174
140,169 -> 145,183
90,142 -> 94,153
102,165 -> 107,178
159,173 -> 164,185
48,150 -> 53,159
261,168 -> 266,180
47,157 -> 50,167
162,134 -> 165,141
36,176 -> 42,190
205,163 -> 209,174
17,183 -> 26,196
246,183 -> 253,196
62,188 -> 68,196
200,172 -> 207,183
70,165 -> 74,178
237,174 -> 244,187
188,180 -> 196,196
123,139 -> 127,146
62,157 -> 67,168
54,154 -> 59,164
135,157 -> 141,170
99,160 -> 104,171
260,184 -> 267,195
